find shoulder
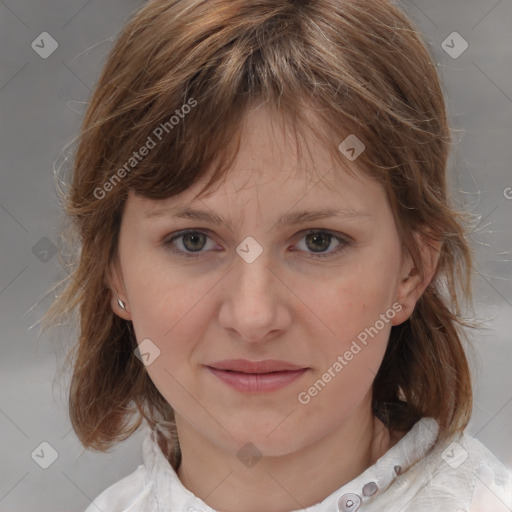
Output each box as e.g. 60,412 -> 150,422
456,433 -> 512,511
84,464 -> 153,512
381,418 -> 512,512
421,428 -> 512,511
83,424 -> 176,512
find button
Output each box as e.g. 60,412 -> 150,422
337,493 -> 361,511
394,465 -> 401,475
362,481 -> 378,496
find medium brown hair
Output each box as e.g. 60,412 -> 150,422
43,0 -> 479,468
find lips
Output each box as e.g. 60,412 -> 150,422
205,359 -> 309,393
207,359 -> 307,373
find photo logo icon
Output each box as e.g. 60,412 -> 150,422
134,338 -> 161,366
32,237 -> 57,263
236,236 -> 263,264
441,441 -> 468,469
31,441 -> 59,469
236,442 -> 262,468
31,32 -> 58,59
338,134 -> 365,161
441,32 -> 468,59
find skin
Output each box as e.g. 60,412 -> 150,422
109,103 -> 440,512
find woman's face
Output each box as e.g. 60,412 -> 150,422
111,105 -> 432,457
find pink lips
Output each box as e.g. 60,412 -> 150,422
205,359 -> 308,393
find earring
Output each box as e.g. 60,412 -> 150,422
116,295 -> 126,310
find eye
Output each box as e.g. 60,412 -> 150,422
294,229 -> 350,259
163,230 -> 216,258
162,229 -> 351,259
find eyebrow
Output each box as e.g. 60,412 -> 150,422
144,205 -> 374,230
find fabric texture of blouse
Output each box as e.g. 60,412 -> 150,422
84,417 -> 512,512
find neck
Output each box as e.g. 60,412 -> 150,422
175,395 -> 398,512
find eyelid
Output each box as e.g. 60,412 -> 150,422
162,228 -> 352,259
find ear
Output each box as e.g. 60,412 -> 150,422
107,259 -> 132,321
391,231 -> 441,326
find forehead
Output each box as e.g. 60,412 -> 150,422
228,102 -> 348,181
132,167 -> 383,236
129,103 -> 386,221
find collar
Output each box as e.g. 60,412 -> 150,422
142,417 -> 440,512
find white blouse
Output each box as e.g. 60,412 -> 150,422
84,417 -> 512,511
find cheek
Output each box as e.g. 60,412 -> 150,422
301,252 -> 398,392
125,266 -> 213,406
315,257 -> 397,338
126,259 -> 215,363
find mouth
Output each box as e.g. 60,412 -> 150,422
205,359 -> 309,393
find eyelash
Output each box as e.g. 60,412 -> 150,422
162,229 -> 351,259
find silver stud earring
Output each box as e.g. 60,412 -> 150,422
117,296 -> 126,310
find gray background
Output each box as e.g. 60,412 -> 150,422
1,1 -> 511,511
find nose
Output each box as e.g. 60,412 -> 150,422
217,246 -> 292,344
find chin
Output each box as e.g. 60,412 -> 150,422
220,419 -> 313,458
